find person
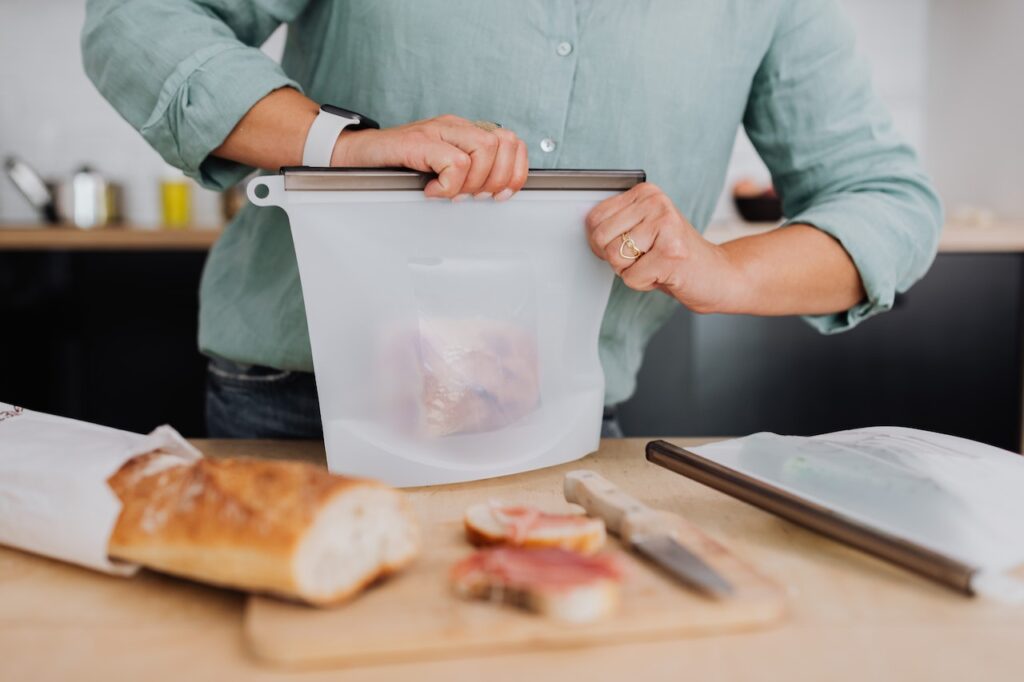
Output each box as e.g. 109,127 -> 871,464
82,0 -> 941,439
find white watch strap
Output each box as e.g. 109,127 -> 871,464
302,108 -> 359,167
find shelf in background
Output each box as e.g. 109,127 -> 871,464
2,221 -> 1023,253
0,225 -> 221,250
935,223 -> 1024,253
704,220 -> 1024,254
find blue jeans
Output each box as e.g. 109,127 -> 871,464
205,357 -> 624,439
205,357 -> 323,438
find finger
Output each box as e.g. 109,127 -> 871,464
619,244 -> 665,292
438,124 -> 499,195
602,215 -> 658,275
588,193 -> 663,258
585,182 -> 661,232
508,140 -> 529,193
481,130 -> 519,196
586,195 -> 646,259
409,141 -> 472,198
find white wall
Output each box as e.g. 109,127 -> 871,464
0,0 -> 210,225
0,1 -> 1015,225
0,0 -> 286,227
927,0 -> 1024,220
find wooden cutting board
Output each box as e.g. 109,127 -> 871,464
244,455 -> 786,668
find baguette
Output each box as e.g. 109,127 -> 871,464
107,452 -> 419,606
464,503 -> 606,554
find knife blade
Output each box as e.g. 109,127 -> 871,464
564,469 -> 734,599
632,534 -> 734,598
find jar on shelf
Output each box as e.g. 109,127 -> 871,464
160,164 -> 191,229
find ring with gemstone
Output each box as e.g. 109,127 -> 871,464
472,120 -> 502,132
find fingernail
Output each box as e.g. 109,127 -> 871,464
452,193 -> 471,203
495,189 -> 514,202
474,192 -> 492,200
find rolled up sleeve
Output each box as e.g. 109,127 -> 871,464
82,0 -> 309,190
744,0 -> 943,333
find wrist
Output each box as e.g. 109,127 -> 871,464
330,128 -> 376,167
711,241 -> 757,314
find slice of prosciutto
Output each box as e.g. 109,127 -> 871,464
450,546 -> 623,623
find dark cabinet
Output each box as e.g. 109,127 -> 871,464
0,251 -> 209,436
620,254 -> 1024,452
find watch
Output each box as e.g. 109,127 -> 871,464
301,104 -> 380,167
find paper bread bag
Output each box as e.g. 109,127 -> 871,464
0,402 -> 200,575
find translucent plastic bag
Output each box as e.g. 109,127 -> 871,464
247,169 -> 644,486
689,427 -> 1024,600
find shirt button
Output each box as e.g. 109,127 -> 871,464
540,138 -> 557,153
556,41 -> 573,57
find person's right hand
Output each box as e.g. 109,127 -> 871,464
331,114 -> 529,200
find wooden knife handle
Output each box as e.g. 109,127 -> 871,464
564,470 -> 656,536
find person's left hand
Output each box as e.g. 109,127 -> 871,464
585,182 -> 742,314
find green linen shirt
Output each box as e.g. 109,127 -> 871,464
82,0 -> 941,406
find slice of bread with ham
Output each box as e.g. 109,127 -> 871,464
463,503 -> 606,555
450,546 -> 623,623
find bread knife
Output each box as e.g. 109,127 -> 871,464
564,469 -> 734,599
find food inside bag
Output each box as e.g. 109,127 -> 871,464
390,318 -> 540,437
381,255 -> 542,439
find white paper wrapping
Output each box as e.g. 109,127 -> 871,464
0,402 -> 201,575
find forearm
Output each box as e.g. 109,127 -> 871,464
215,92 -> 529,199
718,224 -> 866,316
212,87 -> 319,170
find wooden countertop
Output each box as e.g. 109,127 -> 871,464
1,438 -> 1021,681
2,220 -> 1023,252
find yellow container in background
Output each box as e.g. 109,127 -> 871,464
160,165 -> 191,229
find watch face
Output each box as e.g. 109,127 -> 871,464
320,104 -> 380,130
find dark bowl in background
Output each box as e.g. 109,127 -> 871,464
734,195 -> 783,223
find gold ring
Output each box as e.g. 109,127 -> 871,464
473,120 -> 502,132
619,232 -> 644,260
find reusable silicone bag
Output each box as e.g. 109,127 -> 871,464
247,168 -> 644,486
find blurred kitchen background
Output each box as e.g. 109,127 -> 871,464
1,1 -> 1022,447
